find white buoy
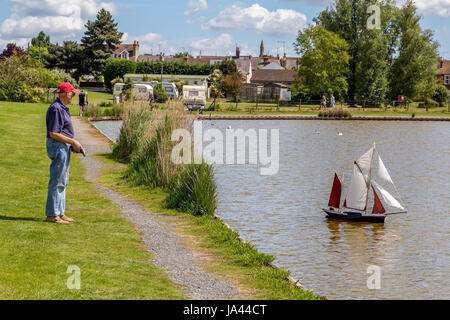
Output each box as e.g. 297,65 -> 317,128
227,125 -> 232,130
338,132 -> 343,136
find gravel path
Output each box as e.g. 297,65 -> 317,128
72,117 -> 243,300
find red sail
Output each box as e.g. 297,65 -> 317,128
328,173 -> 342,208
372,186 -> 386,214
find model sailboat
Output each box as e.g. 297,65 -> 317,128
323,144 -> 406,223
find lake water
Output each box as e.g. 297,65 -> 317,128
93,119 -> 450,300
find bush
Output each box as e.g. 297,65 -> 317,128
83,103 -> 101,118
318,108 -> 352,118
153,83 -> 168,103
164,162 -> 217,216
432,85 -> 449,107
51,69 -> 78,87
0,80 -> 45,103
104,58 -> 137,90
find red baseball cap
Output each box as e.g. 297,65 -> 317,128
58,82 -> 80,94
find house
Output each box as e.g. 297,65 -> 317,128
250,69 -> 296,86
436,58 -> 450,98
112,40 -> 140,61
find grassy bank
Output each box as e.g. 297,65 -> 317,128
0,101 -> 185,299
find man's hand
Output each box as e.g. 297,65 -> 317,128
71,140 -> 82,153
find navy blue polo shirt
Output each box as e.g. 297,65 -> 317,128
46,98 -> 74,139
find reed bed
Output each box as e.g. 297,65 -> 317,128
114,101 -> 216,216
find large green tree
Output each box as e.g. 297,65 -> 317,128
81,8 -> 122,76
46,41 -> 84,76
313,0 -> 439,102
293,25 -> 350,99
389,0 -> 438,99
314,0 -> 396,103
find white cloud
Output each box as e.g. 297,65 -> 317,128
122,32 -> 171,55
0,0 -> 117,47
202,3 -> 307,35
413,0 -> 450,16
190,33 -> 234,56
185,0 -> 208,16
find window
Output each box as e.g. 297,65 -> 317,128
189,91 -> 199,97
121,51 -> 128,59
445,75 -> 450,85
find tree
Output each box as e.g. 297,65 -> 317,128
221,71 -> 243,109
388,0 -> 439,100
104,58 -> 137,89
294,25 -> 350,99
218,60 -> 237,75
314,0 -> 439,102
46,41 -> 84,76
153,83 -> 168,103
31,31 -> 51,48
0,43 -> 24,61
433,85 -> 449,107
314,0 -> 396,103
81,8 -> 123,76
209,69 -> 223,110
122,77 -> 134,101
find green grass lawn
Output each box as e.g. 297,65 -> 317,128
0,100 -> 185,299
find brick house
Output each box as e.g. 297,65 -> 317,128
436,58 -> 450,92
112,40 -> 140,61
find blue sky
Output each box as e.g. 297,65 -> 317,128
0,0 -> 449,58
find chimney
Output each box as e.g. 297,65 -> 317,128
282,53 -> 287,68
260,40 -> 264,58
133,40 -> 139,59
439,57 -> 443,69
236,46 -> 240,58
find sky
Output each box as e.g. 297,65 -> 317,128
0,0 -> 449,58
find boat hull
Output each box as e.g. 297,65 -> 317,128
322,208 -> 386,223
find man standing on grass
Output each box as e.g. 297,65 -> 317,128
45,82 -> 84,224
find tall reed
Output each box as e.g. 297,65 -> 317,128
117,100 -> 217,216
164,162 -> 217,216
112,101 -> 153,163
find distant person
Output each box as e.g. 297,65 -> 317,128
78,89 -> 88,116
45,82 -> 84,224
149,92 -> 154,111
321,94 -> 327,108
330,94 -> 335,108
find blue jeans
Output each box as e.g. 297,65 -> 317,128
45,139 -> 71,217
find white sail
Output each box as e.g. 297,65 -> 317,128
377,155 -> 393,184
356,147 -> 374,174
372,180 -> 405,211
344,164 -> 368,211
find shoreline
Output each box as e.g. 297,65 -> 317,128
88,118 -> 315,297
89,114 -> 450,121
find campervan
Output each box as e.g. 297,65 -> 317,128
113,83 -> 153,102
182,85 -> 207,113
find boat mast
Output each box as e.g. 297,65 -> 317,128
364,144 -> 376,215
